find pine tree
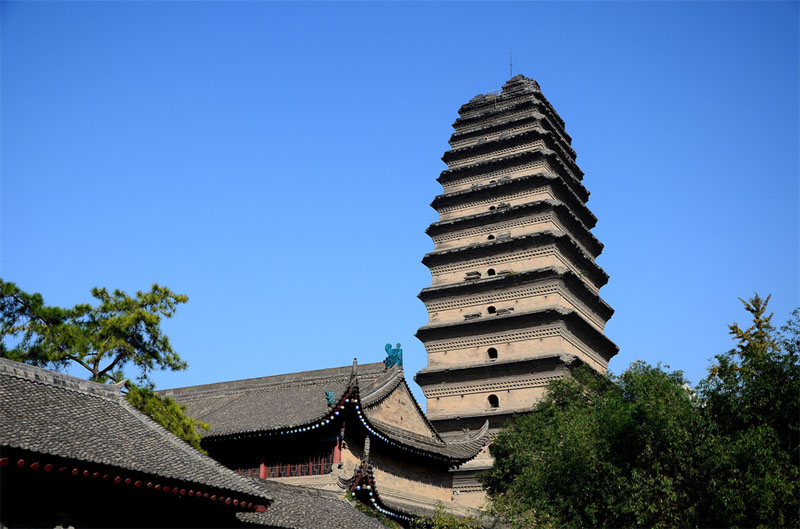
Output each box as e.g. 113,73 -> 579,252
0,279 -> 208,451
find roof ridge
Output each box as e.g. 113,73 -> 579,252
175,375 -> 354,400
359,366 -> 402,406
162,362 -> 386,398
0,357 -> 122,401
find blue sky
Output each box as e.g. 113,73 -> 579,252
2,1 -> 798,406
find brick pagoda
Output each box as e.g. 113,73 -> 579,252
414,75 -> 618,506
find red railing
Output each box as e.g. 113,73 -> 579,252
236,451 -> 334,479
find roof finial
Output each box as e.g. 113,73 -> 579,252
509,48 -> 513,79
384,343 -> 403,369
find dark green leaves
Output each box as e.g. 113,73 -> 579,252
0,279 -> 188,384
124,383 -> 209,453
0,279 -> 208,452
483,295 -> 799,529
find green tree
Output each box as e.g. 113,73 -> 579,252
697,295 -> 799,527
483,295 -> 800,529
0,279 -> 208,451
410,502 -> 483,529
1,279 -> 187,383
483,363 -> 702,529
125,383 -> 209,452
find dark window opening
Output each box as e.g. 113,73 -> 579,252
487,268 -> 496,276
489,206 -> 496,211
487,306 -> 497,314
488,394 -> 499,408
489,180 -> 496,184
487,347 -> 498,359
487,235 -> 495,240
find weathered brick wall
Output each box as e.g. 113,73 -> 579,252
370,450 -> 455,513
365,384 -> 434,439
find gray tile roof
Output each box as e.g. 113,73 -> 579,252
366,416 -> 490,461
165,360 -> 489,463
0,357 -> 270,504
161,362 -> 387,437
237,479 -> 386,528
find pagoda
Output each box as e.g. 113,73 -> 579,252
414,75 -> 618,506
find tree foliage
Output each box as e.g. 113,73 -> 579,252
410,502 -> 483,529
483,295 -> 799,529
0,279 -> 207,451
1,279 -> 187,383
696,295 -> 800,527
125,383 -> 209,452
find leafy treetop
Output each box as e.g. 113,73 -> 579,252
483,294 -> 799,529
0,279 -> 208,452
0,279 -> 188,384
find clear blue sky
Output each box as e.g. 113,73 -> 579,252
2,1 -> 798,407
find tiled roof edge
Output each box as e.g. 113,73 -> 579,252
0,357 -> 122,400
161,362 -> 386,398
359,366 -> 403,407
115,399 -> 272,500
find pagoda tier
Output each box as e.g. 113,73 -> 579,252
427,200 -> 603,256
418,267 -> 612,332
422,231 -> 608,291
415,75 -> 616,508
432,173 -> 595,226
437,146 -> 587,198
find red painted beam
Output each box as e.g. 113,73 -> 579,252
0,453 -> 265,514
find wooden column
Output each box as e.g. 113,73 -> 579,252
333,425 -> 345,464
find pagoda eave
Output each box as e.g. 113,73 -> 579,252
453,109 -> 574,149
455,85 -> 568,138
442,129 -> 581,177
437,149 -> 586,191
426,200 -> 603,257
415,307 -> 619,361
431,173 -> 595,227
417,267 -> 614,321
415,353 -> 578,386
451,109 -> 573,151
421,231 -> 609,287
